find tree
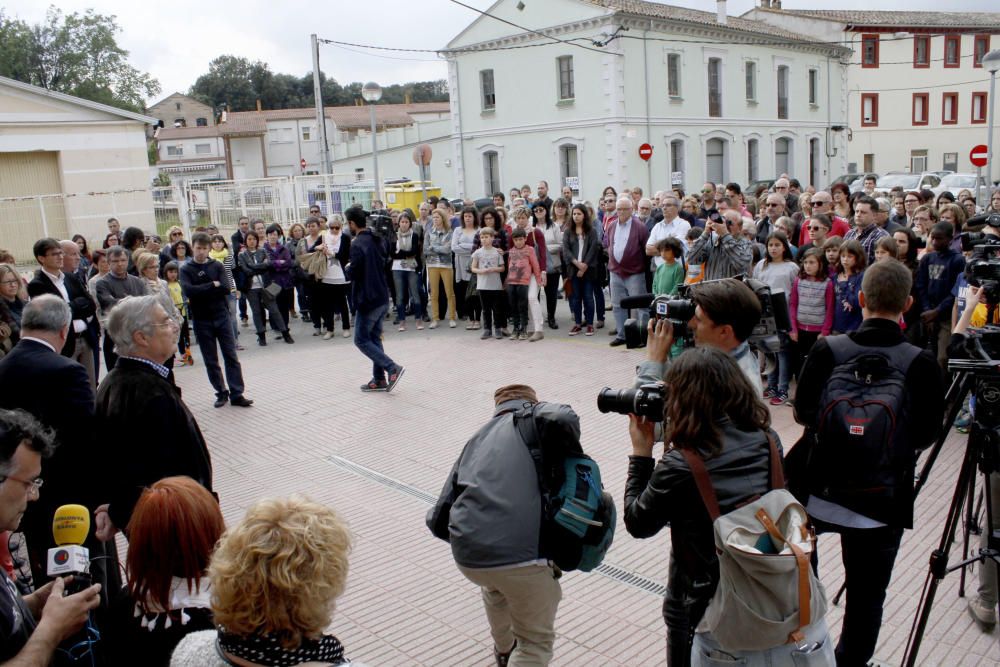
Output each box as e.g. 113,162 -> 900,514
0,6 -> 160,113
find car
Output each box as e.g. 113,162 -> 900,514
932,173 -> 988,198
831,173 -> 878,193
874,171 -> 941,193
745,179 -> 776,197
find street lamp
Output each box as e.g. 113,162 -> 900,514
984,49 -> 1000,208
361,81 -> 383,207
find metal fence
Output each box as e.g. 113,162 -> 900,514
0,175 -> 377,264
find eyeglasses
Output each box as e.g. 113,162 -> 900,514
807,226 -> 826,231
766,203 -> 781,208
810,200 -> 829,206
701,189 -> 713,194
170,232 -> 183,237
329,226 -> 342,230
0,475 -> 43,497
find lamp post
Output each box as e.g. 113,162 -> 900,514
984,50 -> 1000,209
362,81 -> 383,207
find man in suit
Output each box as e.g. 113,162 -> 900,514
0,296 -> 119,595
26,238 -> 99,387
93,295 -> 215,541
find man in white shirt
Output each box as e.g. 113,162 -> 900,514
646,195 -> 691,268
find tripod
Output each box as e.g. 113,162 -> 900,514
902,358 -> 1000,667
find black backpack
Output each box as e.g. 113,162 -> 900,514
807,336 -> 921,517
513,403 -> 616,572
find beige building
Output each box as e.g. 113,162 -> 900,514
0,75 -> 158,261
147,92 -> 215,131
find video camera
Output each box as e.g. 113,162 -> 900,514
618,276 -> 791,352
368,209 -> 396,245
959,214 -> 1000,306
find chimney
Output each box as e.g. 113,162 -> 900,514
256,99 -> 262,112
717,0 -> 727,25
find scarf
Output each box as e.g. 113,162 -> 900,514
216,627 -> 346,666
209,248 -> 229,263
397,230 -> 413,252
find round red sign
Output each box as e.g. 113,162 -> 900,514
970,144 -> 988,168
639,143 -> 653,161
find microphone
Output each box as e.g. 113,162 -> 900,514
48,504 -> 91,586
619,293 -> 655,310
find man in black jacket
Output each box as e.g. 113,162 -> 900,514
794,260 -> 944,666
93,295 -> 215,540
346,207 -> 404,392
180,232 -> 252,408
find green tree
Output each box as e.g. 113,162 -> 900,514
0,6 -> 160,113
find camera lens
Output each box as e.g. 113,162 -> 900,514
597,387 -> 638,416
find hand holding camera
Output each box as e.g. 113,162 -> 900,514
646,318 -> 674,364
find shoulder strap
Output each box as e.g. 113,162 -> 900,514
511,404 -> 546,491
680,431 -> 782,520
826,334 -> 922,371
767,433 -> 784,491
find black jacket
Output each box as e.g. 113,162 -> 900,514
179,260 -> 230,321
347,229 -> 389,312
561,228 -> 602,283
793,318 -> 944,528
624,423 -> 781,628
26,270 -> 99,357
96,358 -> 213,530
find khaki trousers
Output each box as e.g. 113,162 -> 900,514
427,266 -> 456,320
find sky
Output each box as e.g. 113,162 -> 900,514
1,0 -> 996,105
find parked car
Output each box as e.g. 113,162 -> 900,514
875,171 -> 941,193
831,173 -> 876,193
933,173 -> 988,198
745,179 -> 776,197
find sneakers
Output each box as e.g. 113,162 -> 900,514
770,391 -> 789,406
429,321 -> 438,329
342,330 -> 351,338
529,331 -> 543,342
416,321 -> 425,330
323,331 -> 334,340
596,320 -> 605,329
763,387 -> 776,399
449,319 -> 457,328
466,321 -> 477,330
495,328 -> 503,339
609,338 -> 626,347
501,328 -> 511,337
568,324 -> 583,336
519,332 -> 529,341
585,325 -> 594,336
398,323 -> 406,332
969,595 -> 997,627
480,330 -> 492,340
956,409 -> 972,431
312,329 -> 322,336
386,366 -> 405,392
361,379 -> 388,392
509,330 -> 519,340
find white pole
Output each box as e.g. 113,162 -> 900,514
311,35 -> 331,175
369,103 -> 381,207
987,68 -> 997,202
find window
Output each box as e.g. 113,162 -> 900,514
175,102 -> 181,111
913,35 -> 930,68
910,149 -> 928,173
705,138 -> 726,184
745,61 -> 757,102
268,127 -> 293,143
196,117 -> 208,127
973,92 -> 988,123
557,56 -> 574,101
301,126 -> 312,141
861,34 -> 879,68
975,35 -> 991,68
195,143 -> 211,155
861,93 -> 879,127
354,167 -> 365,182
483,151 -> 500,197
777,65 -> 789,119
943,152 -> 958,172
809,138 -> 820,189
944,35 -> 960,68
667,53 -> 681,98
912,93 -> 929,126
559,145 -> 579,190
670,139 -> 685,187
808,69 -> 818,106
774,137 -> 791,176
747,138 -> 759,183
173,118 -> 186,127
480,69 -> 496,111
166,145 -> 183,157
863,154 -> 875,173
708,58 -> 722,118
942,93 -> 958,125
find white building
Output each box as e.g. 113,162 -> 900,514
744,4 -> 1000,185
441,0 -> 850,202
154,125 -> 227,187
0,75 -> 157,260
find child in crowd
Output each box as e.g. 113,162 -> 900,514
471,228 -> 505,340
505,227 -> 543,341
652,238 -> 685,298
753,232 -> 800,405
164,261 -> 192,366
789,247 -> 833,381
822,235 -> 843,278
833,240 -> 866,334
916,221 -> 966,375
683,227 -> 705,285
874,236 -> 899,263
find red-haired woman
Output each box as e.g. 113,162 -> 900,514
104,476 -> 224,666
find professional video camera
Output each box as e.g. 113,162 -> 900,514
596,383 -> 666,422
368,208 -> 396,245
618,275 -> 791,351
959,213 -> 1000,306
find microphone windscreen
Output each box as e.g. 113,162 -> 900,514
52,504 -> 91,546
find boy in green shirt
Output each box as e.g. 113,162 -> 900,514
652,237 -> 684,297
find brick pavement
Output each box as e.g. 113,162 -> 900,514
169,308 -> 999,666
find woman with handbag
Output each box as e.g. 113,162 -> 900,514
295,217 -> 326,337
238,232 -> 292,346
263,224 -> 295,335
286,222 -> 311,323
623,343 -> 833,666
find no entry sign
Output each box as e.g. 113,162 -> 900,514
971,144 -> 988,168
639,143 -> 653,161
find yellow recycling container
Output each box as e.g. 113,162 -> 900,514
383,181 -> 441,212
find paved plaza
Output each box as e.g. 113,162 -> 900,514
167,309 -> 998,666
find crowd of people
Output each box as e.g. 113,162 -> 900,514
0,173 -> 998,666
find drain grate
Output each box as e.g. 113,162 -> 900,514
327,454 -> 667,597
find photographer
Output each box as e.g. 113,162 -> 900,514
624,348 -> 832,666
686,210 -> 753,281
634,278 -> 762,395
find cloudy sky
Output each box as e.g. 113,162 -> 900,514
2,0 -> 995,104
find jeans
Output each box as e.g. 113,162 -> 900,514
354,303 -> 399,382
691,620 -> 834,667
506,284 -> 529,333
192,313 -> 246,400
247,289 -> 287,334
238,291 -> 248,320
227,293 -> 239,341
393,270 -> 424,322
569,275 -> 595,326
610,271 -> 648,340
767,338 -> 792,394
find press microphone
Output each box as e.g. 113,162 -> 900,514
48,504 -> 92,592
619,293 -> 655,310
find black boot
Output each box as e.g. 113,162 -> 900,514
257,333 -> 267,346
302,310 -> 311,323
282,331 -> 295,344
548,316 -> 559,330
